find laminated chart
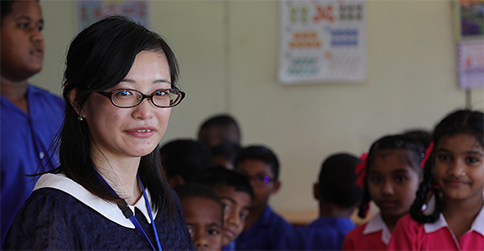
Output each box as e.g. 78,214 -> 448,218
77,0 -> 149,31
279,0 -> 366,84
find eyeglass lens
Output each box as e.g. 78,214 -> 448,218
112,89 -> 181,107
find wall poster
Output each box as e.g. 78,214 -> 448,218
77,0 -> 150,32
279,0 -> 367,85
454,0 -> 484,89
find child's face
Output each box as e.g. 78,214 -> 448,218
1,0 -> 44,80
367,150 -> 421,221
181,197 -> 224,251
213,186 -> 252,245
433,133 -> 484,203
236,159 -> 279,210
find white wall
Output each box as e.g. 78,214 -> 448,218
34,0 -> 484,216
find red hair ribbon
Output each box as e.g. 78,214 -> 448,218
355,152 -> 368,188
420,142 -> 434,169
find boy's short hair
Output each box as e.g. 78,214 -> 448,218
174,183 -> 222,205
1,0 -> 37,21
211,141 -> 242,164
318,153 -> 363,208
160,139 -> 214,182
196,166 -> 255,200
234,145 -> 280,180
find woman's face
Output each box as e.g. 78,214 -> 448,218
82,50 -> 172,160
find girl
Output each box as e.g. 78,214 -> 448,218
4,16 -> 194,250
389,109 -> 484,250
343,134 -> 425,250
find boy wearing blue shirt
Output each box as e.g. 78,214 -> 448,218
279,153 -> 363,250
1,0 -> 64,246
234,145 -> 293,250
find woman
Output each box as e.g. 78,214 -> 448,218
4,16 -> 194,250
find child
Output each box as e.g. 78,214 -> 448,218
175,183 -> 225,251
196,166 -> 254,251
343,134 -> 425,250
234,145 -> 293,250
211,141 -> 242,170
159,139 -> 214,188
389,109 -> 484,250
280,153 -> 363,250
0,0 -> 64,246
198,114 -> 241,149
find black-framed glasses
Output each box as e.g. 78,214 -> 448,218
97,88 -> 185,108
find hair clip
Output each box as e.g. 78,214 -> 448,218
420,142 -> 434,169
355,152 -> 368,188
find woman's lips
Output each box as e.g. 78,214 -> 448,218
125,128 -> 156,138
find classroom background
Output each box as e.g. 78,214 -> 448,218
33,0 -> 484,224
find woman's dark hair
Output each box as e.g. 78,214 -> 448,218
58,16 -> 179,218
358,134 -> 425,218
410,109 -> 484,223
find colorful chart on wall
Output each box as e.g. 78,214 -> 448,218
458,41 -> 484,89
279,0 -> 367,85
77,0 -> 149,32
454,0 -> 484,40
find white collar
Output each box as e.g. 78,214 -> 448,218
424,203 -> 484,236
363,212 -> 392,245
34,173 -> 158,229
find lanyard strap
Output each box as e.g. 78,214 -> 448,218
95,171 -> 162,251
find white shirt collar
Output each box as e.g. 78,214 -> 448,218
363,212 -> 392,245
424,203 -> 484,236
34,173 -> 158,229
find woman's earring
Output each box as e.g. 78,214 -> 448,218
78,113 -> 84,121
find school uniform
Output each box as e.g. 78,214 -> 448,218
342,212 -> 389,250
280,216 -> 355,250
222,240 -> 235,251
4,173 -> 195,250
388,207 -> 484,250
235,206 -> 292,250
1,85 -> 64,247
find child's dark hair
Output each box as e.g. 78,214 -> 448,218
234,145 -> 280,180
196,166 -> 255,200
1,0 -> 39,22
410,109 -> 484,223
198,114 -> 241,143
175,183 -> 223,204
211,141 -> 242,166
319,153 -> 363,208
174,183 -> 224,223
358,134 -> 425,218
160,139 -> 214,183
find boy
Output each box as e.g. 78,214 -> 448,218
1,0 -> 64,245
175,183 -> 224,251
197,166 -> 254,251
234,145 -> 293,250
159,139 -> 214,188
197,114 -> 241,149
280,153 -> 363,250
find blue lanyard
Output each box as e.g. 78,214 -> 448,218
95,171 -> 162,251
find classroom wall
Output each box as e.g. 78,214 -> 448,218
34,0 -> 484,218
